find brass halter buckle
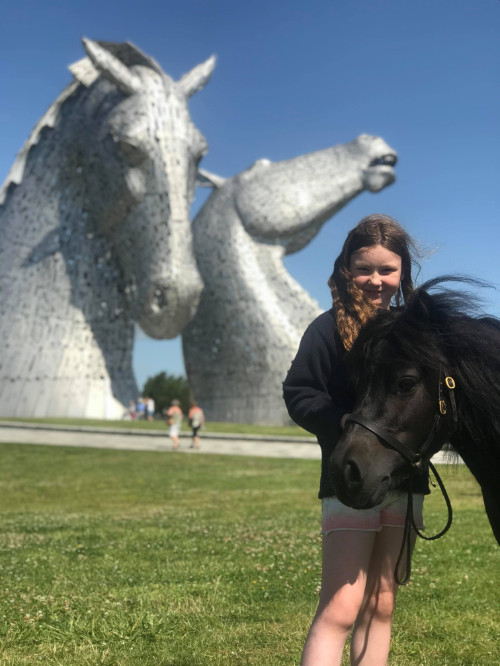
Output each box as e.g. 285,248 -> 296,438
439,375 -> 456,415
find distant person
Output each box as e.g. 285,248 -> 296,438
146,396 -> 155,421
136,398 -> 146,420
128,399 -> 136,420
166,399 -> 183,450
187,401 -> 205,449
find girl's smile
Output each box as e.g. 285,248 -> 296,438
349,244 -> 402,310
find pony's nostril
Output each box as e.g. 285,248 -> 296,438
345,460 -> 362,489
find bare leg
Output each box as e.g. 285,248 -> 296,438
350,527 -> 416,666
171,435 -> 179,450
301,530 -> 376,666
189,430 -> 200,449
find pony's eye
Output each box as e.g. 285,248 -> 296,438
117,140 -> 148,166
398,376 -> 418,393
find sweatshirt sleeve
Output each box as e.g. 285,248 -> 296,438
283,313 -> 346,441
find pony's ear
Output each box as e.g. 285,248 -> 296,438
178,55 -> 216,98
82,37 -> 141,95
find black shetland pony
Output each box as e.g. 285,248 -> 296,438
330,277 -> 500,547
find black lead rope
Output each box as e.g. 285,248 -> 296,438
395,461 -> 453,586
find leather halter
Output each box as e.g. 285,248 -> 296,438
345,368 -> 457,466
344,368 -> 457,584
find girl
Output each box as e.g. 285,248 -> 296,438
283,214 -> 428,666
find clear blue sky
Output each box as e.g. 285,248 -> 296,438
2,1 -> 499,390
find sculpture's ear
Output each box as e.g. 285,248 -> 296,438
178,55 -> 216,98
69,57 -> 100,87
82,37 -> 141,95
196,168 -> 226,189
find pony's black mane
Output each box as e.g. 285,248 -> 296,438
349,276 -> 500,458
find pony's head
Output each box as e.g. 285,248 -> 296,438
329,277 -> 500,509
75,39 -> 215,338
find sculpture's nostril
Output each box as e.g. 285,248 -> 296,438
151,286 -> 168,313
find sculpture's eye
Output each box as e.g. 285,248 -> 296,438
117,139 -> 148,166
191,128 -> 208,160
398,376 -> 418,394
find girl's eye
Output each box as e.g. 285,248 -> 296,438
398,376 -> 418,393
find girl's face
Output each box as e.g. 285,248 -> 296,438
349,244 -> 402,310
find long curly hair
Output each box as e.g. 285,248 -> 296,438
328,214 -> 420,350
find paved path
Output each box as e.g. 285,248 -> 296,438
0,421 -> 458,464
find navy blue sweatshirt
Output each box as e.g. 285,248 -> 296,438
283,309 -> 429,498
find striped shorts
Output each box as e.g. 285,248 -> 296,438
321,492 -> 424,534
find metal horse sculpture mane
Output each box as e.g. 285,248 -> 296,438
183,136 -> 398,424
0,40 -> 214,418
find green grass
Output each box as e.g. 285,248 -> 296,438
0,443 -> 497,665
0,417 -> 309,438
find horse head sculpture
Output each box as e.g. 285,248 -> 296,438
183,135 -> 398,425
0,40 -> 214,417
74,39 -> 214,337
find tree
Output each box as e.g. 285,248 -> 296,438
142,372 -> 191,417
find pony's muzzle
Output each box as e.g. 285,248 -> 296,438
330,431 -> 394,508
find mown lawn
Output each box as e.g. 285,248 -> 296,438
0,417 -> 309,438
0,443 -> 497,665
